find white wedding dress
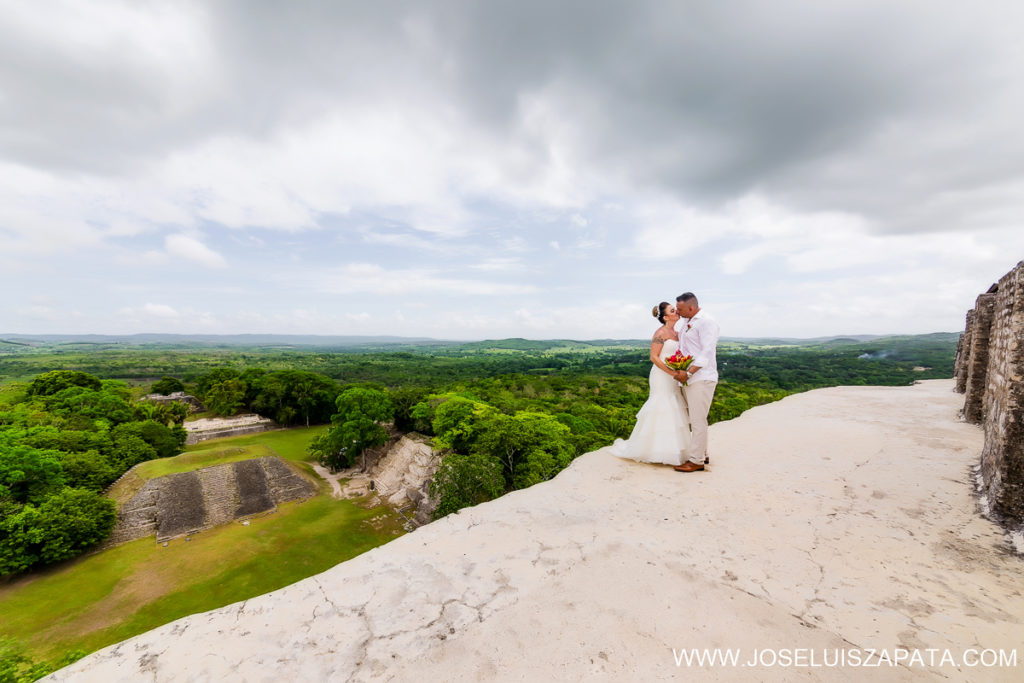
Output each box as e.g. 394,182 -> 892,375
609,339 -> 691,465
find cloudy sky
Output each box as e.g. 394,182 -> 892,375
2,0 -> 1023,340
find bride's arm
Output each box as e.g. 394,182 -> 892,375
650,336 -> 675,377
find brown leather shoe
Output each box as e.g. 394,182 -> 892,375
674,461 -> 705,472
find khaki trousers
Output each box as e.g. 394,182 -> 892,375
682,380 -> 717,464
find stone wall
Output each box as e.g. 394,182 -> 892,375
954,261 -> 1024,525
961,292 -> 997,423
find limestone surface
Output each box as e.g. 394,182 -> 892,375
50,381 -> 1023,681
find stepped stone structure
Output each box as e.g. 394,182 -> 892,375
370,434 -> 440,523
107,457 -> 316,544
141,391 -> 203,412
954,260 -> 1024,527
339,433 -> 441,526
183,414 -> 276,445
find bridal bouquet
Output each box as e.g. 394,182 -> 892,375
664,350 -> 693,371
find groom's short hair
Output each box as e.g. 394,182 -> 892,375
676,292 -> 698,305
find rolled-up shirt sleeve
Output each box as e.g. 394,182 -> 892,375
692,318 -> 720,368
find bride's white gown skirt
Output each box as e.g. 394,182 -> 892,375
609,340 -> 691,465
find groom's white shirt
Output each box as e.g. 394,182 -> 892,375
674,309 -> 720,382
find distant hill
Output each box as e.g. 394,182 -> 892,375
0,333 -> 452,348
0,332 -> 961,351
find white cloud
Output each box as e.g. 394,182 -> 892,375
469,258 -> 523,272
3,2 -> 1023,339
164,234 -> 226,268
142,303 -> 179,318
118,303 -> 179,318
293,263 -> 539,297
14,305 -> 58,320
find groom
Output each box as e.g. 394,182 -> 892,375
672,292 -> 720,472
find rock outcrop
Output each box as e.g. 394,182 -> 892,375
954,261 -> 1024,529
106,457 -> 316,545
52,381 -> 1023,681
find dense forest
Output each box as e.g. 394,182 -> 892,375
0,333 -> 956,387
0,371 -> 186,577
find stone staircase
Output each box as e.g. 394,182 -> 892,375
371,435 -> 440,508
105,479 -> 160,546
156,472 -> 206,541
262,457 -> 316,504
198,463 -> 239,528
233,459 -> 274,516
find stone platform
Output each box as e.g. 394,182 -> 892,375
182,414 -> 276,445
51,381 -> 1023,681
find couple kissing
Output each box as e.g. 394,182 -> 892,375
609,292 -> 720,472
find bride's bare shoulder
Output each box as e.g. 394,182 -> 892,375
651,327 -> 676,343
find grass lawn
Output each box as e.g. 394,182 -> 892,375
132,425 -> 329,479
0,425 -> 402,670
185,425 -> 330,460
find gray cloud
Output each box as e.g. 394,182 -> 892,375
1,0 -> 1021,234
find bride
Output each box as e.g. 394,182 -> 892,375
609,302 -> 691,465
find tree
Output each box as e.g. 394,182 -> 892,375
290,372 -> 338,427
0,488 -> 115,576
205,379 -> 248,416
0,445 -> 64,505
194,368 -> 242,398
150,376 -> 184,395
472,412 -> 575,489
110,420 -> 183,460
249,370 -> 339,426
310,387 -> 393,471
107,433 -> 158,470
59,450 -> 119,491
26,371 -> 101,397
17,425 -> 107,454
430,396 -> 497,453
41,386 -> 133,426
429,452 -> 506,519
390,386 -> 433,432
33,488 -> 116,565
0,636 -> 51,683
167,401 -> 191,425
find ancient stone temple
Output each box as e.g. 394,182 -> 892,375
954,260 -> 1024,527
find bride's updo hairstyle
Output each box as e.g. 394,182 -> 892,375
652,301 -> 672,324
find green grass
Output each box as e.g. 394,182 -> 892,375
0,424 -> 400,668
0,495 -> 403,662
134,444 -> 275,479
193,425 -> 330,460
133,425 -> 328,479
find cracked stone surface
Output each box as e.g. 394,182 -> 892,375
48,381 -> 1023,681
